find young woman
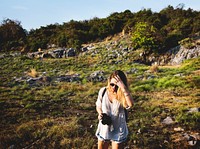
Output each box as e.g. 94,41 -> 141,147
95,70 -> 134,149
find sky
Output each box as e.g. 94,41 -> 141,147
0,0 -> 200,31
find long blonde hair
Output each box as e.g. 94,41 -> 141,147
107,70 -> 129,108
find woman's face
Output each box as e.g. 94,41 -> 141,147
109,77 -> 119,93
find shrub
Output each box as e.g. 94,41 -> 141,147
149,65 -> 159,73
131,22 -> 159,52
178,37 -> 196,49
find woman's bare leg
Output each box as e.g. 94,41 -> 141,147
98,140 -> 110,149
111,141 -> 123,149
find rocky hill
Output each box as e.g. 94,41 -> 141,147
23,33 -> 200,67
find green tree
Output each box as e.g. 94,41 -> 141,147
57,33 -> 67,47
131,22 -> 159,53
0,19 -> 26,51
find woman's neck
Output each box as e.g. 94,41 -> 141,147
108,90 -> 117,102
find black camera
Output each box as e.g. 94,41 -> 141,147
101,113 -> 112,125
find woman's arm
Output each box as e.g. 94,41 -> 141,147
96,107 -> 103,120
122,86 -> 134,107
96,88 -> 105,120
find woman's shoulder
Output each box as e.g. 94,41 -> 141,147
100,86 -> 106,91
99,86 -> 107,94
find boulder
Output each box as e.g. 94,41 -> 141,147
56,74 -> 80,82
67,48 -> 76,57
88,70 -> 106,82
162,116 -> 174,125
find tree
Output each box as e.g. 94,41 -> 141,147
131,22 -> 159,53
0,19 -> 26,51
57,33 -> 67,47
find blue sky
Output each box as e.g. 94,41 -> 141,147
0,0 -> 199,31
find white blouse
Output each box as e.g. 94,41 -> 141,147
95,87 -> 128,142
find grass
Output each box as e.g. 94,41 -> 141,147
176,110 -> 200,129
0,52 -> 200,148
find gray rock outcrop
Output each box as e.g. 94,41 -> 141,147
169,45 -> 200,65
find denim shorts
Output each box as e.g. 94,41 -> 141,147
96,133 -> 127,144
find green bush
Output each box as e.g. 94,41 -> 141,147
131,22 -> 159,52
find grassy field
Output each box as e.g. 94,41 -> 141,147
0,52 -> 200,148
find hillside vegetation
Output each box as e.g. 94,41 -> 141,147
0,33 -> 200,148
0,5 -> 200,54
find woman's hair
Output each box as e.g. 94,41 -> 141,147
107,70 -> 129,107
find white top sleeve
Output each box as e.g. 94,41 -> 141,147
96,87 -> 106,109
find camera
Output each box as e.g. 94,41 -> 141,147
101,113 -> 112,125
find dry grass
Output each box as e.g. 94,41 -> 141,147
27,68 -> 39,78
192,69 -> 200,75
149,64 -> 159,73
142,89 -> 200,110
159,65 -> 181,68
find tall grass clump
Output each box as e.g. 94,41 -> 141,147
149,65 -> 159,73
27,68 -> 39,78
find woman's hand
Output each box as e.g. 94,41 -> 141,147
96,107 -> 103,120
114,75 -> 134,107
98,113 -> 103,120
114,75 -> 127,91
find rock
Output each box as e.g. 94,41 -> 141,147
56,74 -> 80,82
188,107 -> 200,113
27,52 -> 36,58
81,47 -> 88,52
162,116 -> 174,125
67,48 -> 76,57
26,47 -> 77,59
88,70 -> 106,82
26,76 -> 43,84
42,52 -> 54,58
10,52 -> 21,57
170,45 -> 200,65
174,73 -> 184,77
137,128 -> 141,134
51,48 -> 65,58
14,76 -> 27,83
135,75 -> 144,81
126,68 -> 138,74
174,127 -> 184,132
147,75 -> 156,80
